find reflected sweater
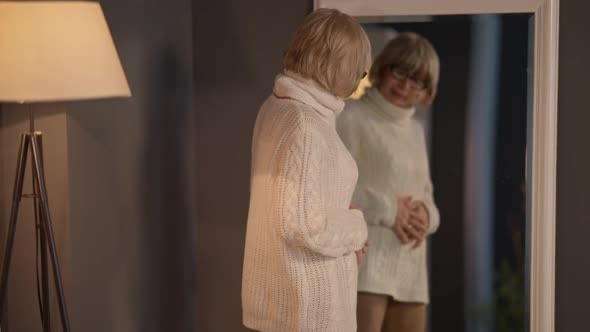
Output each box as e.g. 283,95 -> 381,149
242,72 -> 368,331
336,87 -> 440,303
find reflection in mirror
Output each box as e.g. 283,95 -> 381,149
336,14 -> 531,332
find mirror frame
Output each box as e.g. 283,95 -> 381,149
314,1 -> 559,332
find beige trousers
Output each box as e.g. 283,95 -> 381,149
357,292 -> 426,332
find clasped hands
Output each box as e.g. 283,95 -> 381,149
392,196 -> 430,249
351,197 -> 429,265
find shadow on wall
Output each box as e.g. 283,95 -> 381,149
193,0 -> 258,94
139,44 -> 195,332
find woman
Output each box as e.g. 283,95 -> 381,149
241,9 -> 371,332
336,32 -> 441,332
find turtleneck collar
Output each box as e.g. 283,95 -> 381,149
273,70 -> 345,119
363,87 -> 415,122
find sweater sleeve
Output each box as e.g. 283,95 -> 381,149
273,115 -> 368,258
351,187 -> 397,228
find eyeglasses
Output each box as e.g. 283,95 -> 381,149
389,66 -> 426,90
361,71 -> 367,80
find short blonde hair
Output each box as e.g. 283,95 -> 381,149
283,8 -> 371,98
369,32 -> 440,106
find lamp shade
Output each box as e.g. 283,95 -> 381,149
0,1 -> 131,103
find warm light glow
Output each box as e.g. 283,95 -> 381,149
0,1 -> 131,102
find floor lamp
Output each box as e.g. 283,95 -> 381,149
0,2 -> 131,331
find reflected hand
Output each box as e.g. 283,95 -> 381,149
410,201 -> 430,230
392,197 -> 413,244
409,201 -> 430,248
393,197 -> 429,248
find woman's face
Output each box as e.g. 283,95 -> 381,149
378,66 -> 426,108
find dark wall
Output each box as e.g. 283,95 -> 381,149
555,1 -> 590,331
193,0 -> 312,331
67,0 -> 195,331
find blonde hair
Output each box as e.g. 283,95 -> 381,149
283,8 -> 371,98
369,32 -> 440,106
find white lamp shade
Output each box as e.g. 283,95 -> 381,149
0,1 -> 131,103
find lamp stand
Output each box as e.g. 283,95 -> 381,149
0,109 -> 71,332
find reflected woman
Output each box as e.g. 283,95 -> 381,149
337,32 -> 441,332
242,8 -> 371,332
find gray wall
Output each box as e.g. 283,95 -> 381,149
193,0 -> 312,330
66,0 -> 195,331
555,1 -> 590,331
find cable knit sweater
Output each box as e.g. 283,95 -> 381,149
336,87 -> 440,304
242,71 -> 369,332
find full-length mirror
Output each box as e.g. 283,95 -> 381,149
312,0 -> 559,331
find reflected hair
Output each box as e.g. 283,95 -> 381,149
369,32 -> 440,106
282,8 -> 371,98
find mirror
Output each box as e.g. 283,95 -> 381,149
316,0 -> 559,331
337,14 -> 530,332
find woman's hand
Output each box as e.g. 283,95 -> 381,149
393,197 -> 428,248
355,240 -> 369,265
410,201 -> 430,230
408,201 -> 430,248
392,196 -> 414,244
350,202 -> 368,264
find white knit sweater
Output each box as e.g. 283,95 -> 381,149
242,72 -> 368,331
336,87 -> 440,303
